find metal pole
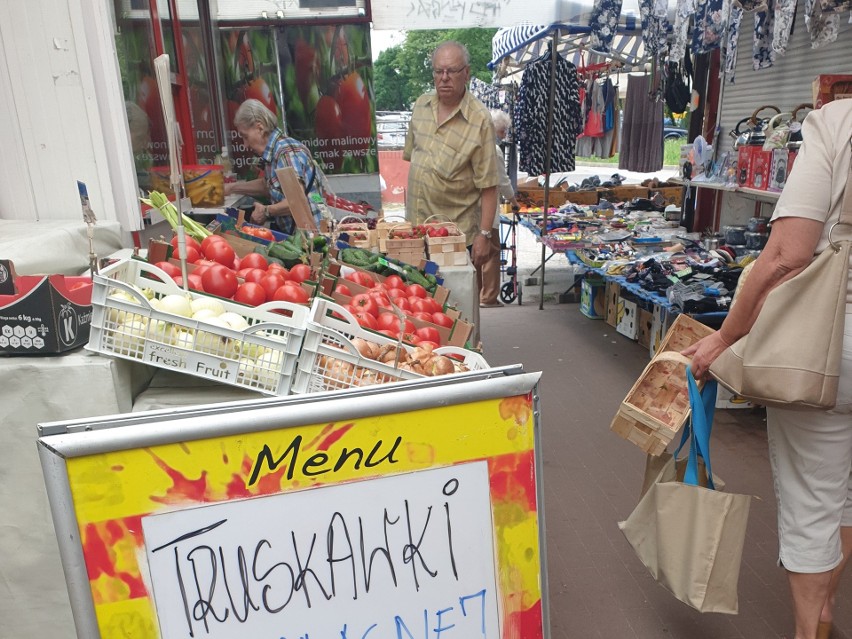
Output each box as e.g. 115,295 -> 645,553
539,30 -> 560,310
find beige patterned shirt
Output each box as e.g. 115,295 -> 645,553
404,90 -> 499,245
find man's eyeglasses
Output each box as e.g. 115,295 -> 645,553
432,66 -> 467,78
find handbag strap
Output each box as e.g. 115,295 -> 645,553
674,370 -> 719,489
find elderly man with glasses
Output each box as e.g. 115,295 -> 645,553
403,41 -> 500,272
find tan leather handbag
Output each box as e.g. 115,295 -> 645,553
709,162 -> 852,410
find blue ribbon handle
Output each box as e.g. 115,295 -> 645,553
673,369 -> 718,489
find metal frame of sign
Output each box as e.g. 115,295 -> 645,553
39,366 -> 549,639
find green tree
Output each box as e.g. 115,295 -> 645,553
373,28 -> 497,111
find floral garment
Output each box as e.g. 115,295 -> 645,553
805,0 -> 846,47
639,0 -> 671,55
692,0 -> 728,53
670,0 -> 696,61
589,0 -> 624,53
772,0 -> 798,53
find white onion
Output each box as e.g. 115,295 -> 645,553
190,296 -> 226,317
191,308 -> 218,321
158,294 -> 193,318
219,312 -> 250,331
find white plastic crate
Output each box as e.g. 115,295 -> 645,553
87,259 -> 309,395
292,298 -> 489,394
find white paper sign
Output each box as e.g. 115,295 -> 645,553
142,462 -> 501,639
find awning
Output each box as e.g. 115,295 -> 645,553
490,21 -> 648,71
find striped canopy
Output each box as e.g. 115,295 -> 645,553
490,20 -> 649,72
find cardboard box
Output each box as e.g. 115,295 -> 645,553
580,277 -> 606,319
649,304 -> 677,358
768,148 -> 790,192
605,280 -> 621,328
637,308 -> 654,349
813,74 -> 852,109
616,297 -> 638,340
0,260 -> 93,355
736,145 -> 755,187
748,149 -> 772,190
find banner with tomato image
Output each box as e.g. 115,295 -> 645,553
278,24 -> 378,176
182,27 -> 218,164
220,29 -> 282,178
115,21 -> 170,185
49,388 -> 545,639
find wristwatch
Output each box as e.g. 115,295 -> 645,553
479,229 -> 492,239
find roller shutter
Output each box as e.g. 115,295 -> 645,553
717,13 -> 851,143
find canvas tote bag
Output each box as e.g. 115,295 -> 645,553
709,164 -> 852,409
620,372 -> 751,614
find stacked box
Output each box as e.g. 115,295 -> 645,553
605,281 -> 621,327
616,296 -> 639,340
580,276 -> 606,319
637,307 -> 654,349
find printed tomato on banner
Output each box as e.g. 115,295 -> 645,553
278,24 -> 378,176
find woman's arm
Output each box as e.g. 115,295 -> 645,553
683,216 -> 824,378
224,178 -> 268,198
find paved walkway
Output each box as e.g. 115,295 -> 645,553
477,226 -> 852,639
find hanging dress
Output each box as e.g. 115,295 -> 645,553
619,74 -> 664,173
514,52 -> 582,176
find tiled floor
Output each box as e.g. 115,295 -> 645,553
478,296 -> 851,639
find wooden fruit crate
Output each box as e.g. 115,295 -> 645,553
563,189 -> 599,205
517,189 -> 569,208
597,185 -> 649,202
334,221 -> 375,250
610,314 -> 716,455
649,186 -> 683,206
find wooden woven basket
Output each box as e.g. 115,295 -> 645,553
610,314 -> 715,455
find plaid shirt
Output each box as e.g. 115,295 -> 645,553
404,90 -> 499,245
262,130 -> 327,234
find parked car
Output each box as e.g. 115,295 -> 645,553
664,117 -> 688,140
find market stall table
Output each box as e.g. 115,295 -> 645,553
0,350 -> 154,639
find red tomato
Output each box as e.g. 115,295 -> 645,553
170,234 -> 202,254
334,72 -> 372,142
266,263 -> 290,278
415,326 -> 441,344
204,240 -> 236,268
153,261 -> 181,279
260,274 -> 288,299
201,265 -> 238,298
200,235 -> 226,254
273,284 -> 309,304
192,264 -> 210,278
370,291 -> 391,307
351,293 -> 379,317
424,297 -> 443,314
431,312 -> 454,329
351,311 -> 378,330
240,253 -> 268,271
294,38 -> 319,105
289,263 -> 312,283
173,273 -> 203,291
377,313 -> 414,335
243,268 -> 267,284
387,288 -> 406,300
413,312 -> 433,322
234,282 -> 267,306
233,256 -> 241,271
184,246 -> 201,263
410,298 -> 433,314
335,283 -> 352,297
406,283 -> 428,299
378,329 -> 399,339
402,332 -> 421,346
383,274 -> 406,290
344,271 -> 374,288
392,298 -> 411,313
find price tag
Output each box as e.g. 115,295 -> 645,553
376,257 -> 405,274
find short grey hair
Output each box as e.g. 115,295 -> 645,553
490,109 -> 511,133
431,41 -> 470,66
234,99 -> 278,135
